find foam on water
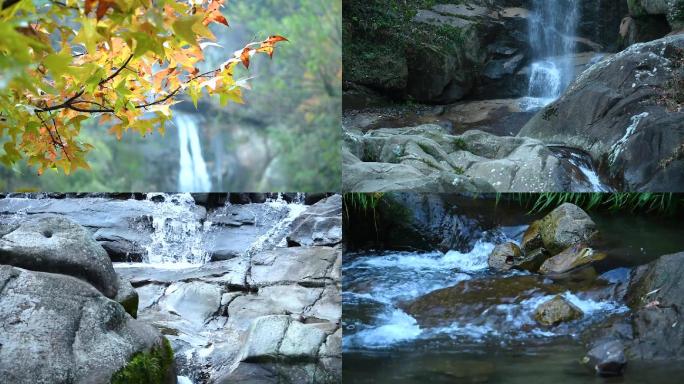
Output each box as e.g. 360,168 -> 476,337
346,309 -> 422,349
143,193 -> 209,264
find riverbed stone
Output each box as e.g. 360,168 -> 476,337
0,215 -> 119,298
488,242 -> 523,271
539,244 -> 606,275
513,247 -> 550,272
534,295 -> 584,326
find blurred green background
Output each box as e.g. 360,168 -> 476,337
0,0 -> 341,192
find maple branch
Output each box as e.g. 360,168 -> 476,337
99,54 -> 134,86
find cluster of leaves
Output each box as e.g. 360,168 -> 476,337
0,0 -> 286,175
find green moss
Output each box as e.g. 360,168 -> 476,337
111,338 -> 175,384
453,138 -> 467,151
627,0 -> 646,17
119,295 -> 139,319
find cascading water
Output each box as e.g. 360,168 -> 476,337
176,113 -> 212,192
142,193 -> 209,265
523,0 -> 580,109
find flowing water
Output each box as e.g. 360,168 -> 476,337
524,0 -> 580,110
343,203 -> 684,383
176,113 -> 212,192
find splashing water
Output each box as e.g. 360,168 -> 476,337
143,193 -> 209,264
176,113 -> 212,192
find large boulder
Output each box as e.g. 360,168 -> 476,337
0,265 -> 174,384
519,35 -> 684,191
528,203 -> 597,255
287,195 -> 342,247
623,251 -> 684,359
0,215 -> 119,298
534,295 -> 584,326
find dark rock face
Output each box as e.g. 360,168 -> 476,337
0,265 -> 170,384
624,251 -> 684,360
584,339 -> 627,376
0,215 -> 119,298
519,35 -> 684,191
287,195 -> 342,247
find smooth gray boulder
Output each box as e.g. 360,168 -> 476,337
0,265 -> 172,384
0,215 -> 119,298
287,195 -> 342,246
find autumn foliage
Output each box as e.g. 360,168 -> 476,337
0,0 -> 286,174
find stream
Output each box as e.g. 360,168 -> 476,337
342,202 -> 684,383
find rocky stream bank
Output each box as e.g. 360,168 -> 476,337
0,193 -> 342,384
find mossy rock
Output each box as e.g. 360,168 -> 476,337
111,337 -> 176,384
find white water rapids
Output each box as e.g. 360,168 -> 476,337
343,228 -> 627,350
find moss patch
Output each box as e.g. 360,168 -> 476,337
118,295 -> 139,319
111,338 -> 175,384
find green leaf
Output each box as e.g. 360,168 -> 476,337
172,15 -> 202,46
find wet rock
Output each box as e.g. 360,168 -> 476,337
402,275 -> 566,328
623,251 -> 684,359
158,281 -> 222,328
521,220 -> 544,253
116,275 -> 140,318
248,246 -> 339,287
534,295 -> 584,326
537,203 -> 597,255
0,265 -> 171,384
0,215 -> 119,298
205,203 -> 290,261
539,244 -> 606,275
583,339 -> 627,376
287,194 -> 342,246
519,35 -> 684,191
513,247 -> 550,272
343,124 -> 593,192
487,242 -> 523,271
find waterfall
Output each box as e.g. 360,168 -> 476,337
525,0 -> 580,107
176,113 -> 212,192
143,193 -> 209,265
